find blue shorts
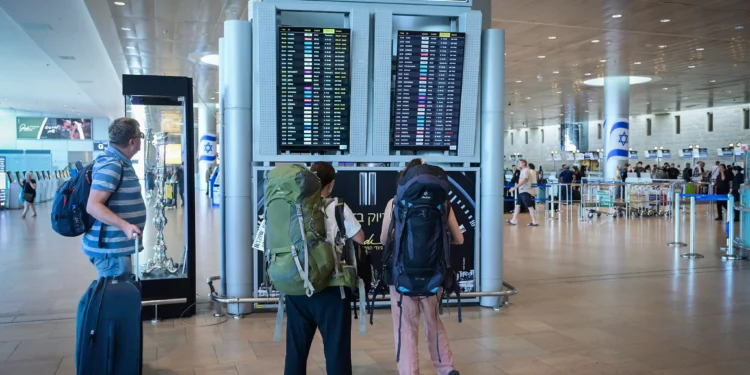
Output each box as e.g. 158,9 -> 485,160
89,255 -> 133,278
516,192 -> 535,208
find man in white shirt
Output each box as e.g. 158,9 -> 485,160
507,159 -> 539,226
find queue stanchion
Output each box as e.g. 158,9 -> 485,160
668,192 -> 686,247
547,183 -> 556,220
721,194 -> 742,260
681,195 -> 705,259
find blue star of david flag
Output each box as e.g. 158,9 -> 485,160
199,133 -> 217,162
605,118 -> 629,178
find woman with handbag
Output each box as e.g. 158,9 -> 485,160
21,171 -> 37,219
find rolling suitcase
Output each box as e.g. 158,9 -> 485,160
76,236 -> 142,375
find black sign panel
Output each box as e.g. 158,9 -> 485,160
255,170 -> 477,296
94,140 -> 109,151
277,27 -> 351,151
392,31 -> 466,151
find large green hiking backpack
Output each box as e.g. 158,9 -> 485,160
264,164 -> 335,296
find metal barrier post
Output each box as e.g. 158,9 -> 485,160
722,194 -> 741,260
668,193 -> 686,247
681,196 -> 705,259
547,184 -> 556,220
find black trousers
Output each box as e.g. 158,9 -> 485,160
717,200 -> 728,219
284,286 -> 352,375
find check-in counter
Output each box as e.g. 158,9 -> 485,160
8,172 -> 22,209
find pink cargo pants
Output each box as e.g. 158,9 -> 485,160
389,286 -> 456,375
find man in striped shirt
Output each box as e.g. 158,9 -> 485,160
83,117 -> 147,277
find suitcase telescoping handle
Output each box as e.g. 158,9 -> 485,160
133,233 -> 140,282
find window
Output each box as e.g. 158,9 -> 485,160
675,115 -> 681,134
744,108 -> 749,130
646,118 -> 652,136
707,112 -> 713,132
541,129 -> 545,143
511,132 -> 514,145
525,131 -> 528,144
597,123 -> 602,139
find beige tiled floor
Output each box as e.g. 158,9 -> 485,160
1,196 -> 749,374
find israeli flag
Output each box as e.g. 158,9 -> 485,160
604,118 -> 629,179
199,133 -> 217,162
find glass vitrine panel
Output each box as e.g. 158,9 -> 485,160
125,95 -> 189,280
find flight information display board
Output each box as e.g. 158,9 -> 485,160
277,26 -> 351,151
392,31 -> 466,150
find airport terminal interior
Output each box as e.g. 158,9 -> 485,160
1,0 -> 750,374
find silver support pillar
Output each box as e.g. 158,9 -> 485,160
602,76 -> 630,180
223,20 -> 254,315
197,104 -> 217,192
218,36 -> 227,297
479,29 -> 504,308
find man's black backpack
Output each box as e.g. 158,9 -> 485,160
51,160 -> 122,241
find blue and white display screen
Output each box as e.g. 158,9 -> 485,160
0,157 -> 6,207
392,30 -> 465,151
277,26 -> 351,151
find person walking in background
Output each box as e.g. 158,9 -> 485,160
507,159 -> 539,227
20,171 -> 37,219
205,163 -> 214,196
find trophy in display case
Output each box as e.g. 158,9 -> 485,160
142,131 -> 181,277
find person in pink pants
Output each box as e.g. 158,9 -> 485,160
379,159 -> 465,375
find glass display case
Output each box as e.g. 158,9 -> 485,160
122,74 -> 196,320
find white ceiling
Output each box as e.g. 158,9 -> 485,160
1,0 -> 748,130
0,0 -> 126,120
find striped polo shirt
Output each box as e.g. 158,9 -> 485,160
82,146 -> 147,258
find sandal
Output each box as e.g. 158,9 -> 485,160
528,223 -> 539,227
506,220 -> 517,226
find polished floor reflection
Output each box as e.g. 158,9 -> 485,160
0,197 -> 749,375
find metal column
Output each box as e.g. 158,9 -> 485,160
223,20 -> 254,315
479,29 -> 504,308
602,76 -> 630,180
217,37 -> 227,297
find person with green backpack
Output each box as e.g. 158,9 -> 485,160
263,162 -> 364,375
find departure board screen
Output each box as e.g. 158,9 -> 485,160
277,26 -> 351,151
393,31 -> 466,150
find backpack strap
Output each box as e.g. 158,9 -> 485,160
395,293 -> 404,363
358,278 -> 366,334
98,160 -> 125,249
274,293 -> 285,341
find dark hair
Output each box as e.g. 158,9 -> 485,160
109,117 -> 141,146
398,158 -> 424,184
310,162 -> 336,188
528,163 -> 535,170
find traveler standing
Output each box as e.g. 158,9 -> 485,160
83,117 -> 146,278
682,163 -> 692,182
714,164 -> 731,221
20,171 -> 37,219
281,162 -> 365,375
379,158 -> 463,375
507,159 -> 539,226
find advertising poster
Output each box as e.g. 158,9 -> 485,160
254,168 -> 477,297
16,117 -> 92,140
